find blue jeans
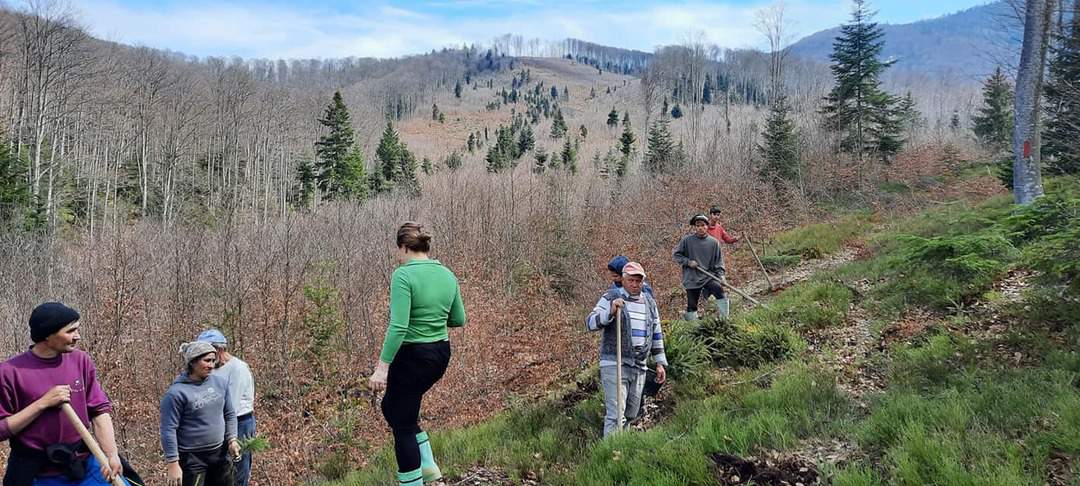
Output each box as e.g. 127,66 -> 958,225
235,413 -> 256,486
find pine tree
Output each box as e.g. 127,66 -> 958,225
0,140 -> 32,228
375,121 -> 402,192
445,151 -> 463,171
972,66 -> 1014,152
550,109 -> 567,139
821,0 -> 901,162
1044,9 -> 1080,175
533,148 -> 548,174
607,107 -> 619,128
454,80 -> 462,98
759,95 -> 800,183
622,111 -> 631,128
671,104 -> 683,119
579,125 -> 588,140
432,103 -> 439,121
703,74 -> 713,104
868,91 -> 904,163
421,156 -> 433,175
950,111 -> 961,131
896,92 -> 922,133
619,122 -> 636,157
339,146 -> 369,200
314,92 -> 367,200
518,124 -> 535,155
561,138 -> 578,174
550,85 -> 559,99
467,132 -> 476,153
644,118 -> 677,173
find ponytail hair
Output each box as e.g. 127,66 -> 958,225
396,221 -> 432,253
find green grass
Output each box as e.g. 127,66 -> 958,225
769,212 -> 875,260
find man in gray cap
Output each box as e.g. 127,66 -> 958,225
196,329 -> 255,486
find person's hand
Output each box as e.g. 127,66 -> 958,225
655,365 -> 666,384
101,453 -> 122,482
38,385 -> 71,408
229,439 -> 242,462
166,461 -> 182,486
687,260 -> 699,269
368,361 -> 390,393
610,298 -> 626,316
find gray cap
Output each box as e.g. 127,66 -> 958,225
179,341 -> 216,364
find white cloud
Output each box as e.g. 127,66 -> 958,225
71,0 -> 867,60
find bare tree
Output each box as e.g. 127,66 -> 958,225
755,1 -> 795,101
1012,0 -> 1056,204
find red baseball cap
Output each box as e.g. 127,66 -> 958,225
622,261 -> 646,278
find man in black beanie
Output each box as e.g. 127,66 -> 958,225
0,302 -> 136,486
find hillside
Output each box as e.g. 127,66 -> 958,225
789,1 -> 1018,81
333,169 -> 1080,485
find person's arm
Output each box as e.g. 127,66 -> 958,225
672,236 -> 692,267
378,271 -> 413,364
711,241 -> 726,275
585,296 -> 614,331
0,385 -> 71,440
159,390 -> 183,464
717,224 -> 738,244
447,285 -> 466,328
91,413 -> 123,480
222,384 -> 240,460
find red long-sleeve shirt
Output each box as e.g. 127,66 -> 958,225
708,223 -> 738,244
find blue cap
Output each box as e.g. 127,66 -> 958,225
607,255 -> 629,273
197,329 -> 228,346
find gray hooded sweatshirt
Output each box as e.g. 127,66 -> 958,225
159,372 -> 237,462
673,233 -> 725,289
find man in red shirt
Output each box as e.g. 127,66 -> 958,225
707,205 -> 740,245
0,302 -> 134,486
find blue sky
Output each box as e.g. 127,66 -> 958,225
70,0 -> 991,59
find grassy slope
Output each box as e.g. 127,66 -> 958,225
328,176 -> 1080,486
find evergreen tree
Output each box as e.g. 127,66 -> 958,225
560,138 -> 578,174
395,149 -> 420,196
550,109 -> 568,139
0,140 -> 32,228
375,121 -> 402,190
445,151 -> 463,171
1044,9 -> 1080,175
607,107 -> 619,128
896,92 -> 922,133
432,103 -> 440,121
759,95 -> 800,183
622,111 -> 631,128
619,122 -> 636,157
972,66 -> 1014,152
533,148 -> 548,174
821,0 -> 901,162
314,92 -> 367,200
580,125 -> 588,140
868,91 -> 904,163
467,132 -> 476,153
338,146 -> 369,200
703,74 -> 713,104
454,80 -> 462,98
550,85 -> 559,99
671,104 -> 683,119
518,124 -> 535,155
950,111 -> 961,131
293,158 -> 316,209
421,156 -> 434,175
644,118 -> 677,173
662,97 -> 669,118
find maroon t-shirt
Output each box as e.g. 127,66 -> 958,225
0,349 -> 112,450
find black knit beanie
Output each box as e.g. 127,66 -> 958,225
29,302 -> 81,343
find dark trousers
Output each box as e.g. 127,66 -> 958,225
179,445 -> 233,486
686,279 -> 725,312
234,413 -> 255,486
380,341 -> 451,474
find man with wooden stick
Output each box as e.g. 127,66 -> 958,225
674,214 -> 729,320
586,262 -> 667,437
0,302 -> 136,486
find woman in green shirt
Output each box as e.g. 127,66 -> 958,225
369,222 -> 466,486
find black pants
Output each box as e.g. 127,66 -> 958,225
380,341 -> 451,474
686,279 -> 725,312
179,445 -> 232,486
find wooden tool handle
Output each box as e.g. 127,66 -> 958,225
60,403 -> 126,486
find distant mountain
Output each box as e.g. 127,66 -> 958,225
789,1 -> 1019,81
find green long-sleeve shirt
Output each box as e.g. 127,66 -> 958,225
378,259 -> 466,363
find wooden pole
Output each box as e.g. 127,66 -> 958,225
60,403 -> 126,486
744,234 -> 774,291
696,267 -> 769,309
615,309 -> 624,432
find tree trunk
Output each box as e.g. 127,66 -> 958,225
1013,0 -> 1056,204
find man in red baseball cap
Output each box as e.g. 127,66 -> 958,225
585,262 -> 668,436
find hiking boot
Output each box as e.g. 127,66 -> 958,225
417,431 -> 442,483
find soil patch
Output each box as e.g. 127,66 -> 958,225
711,451 -> 820,485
